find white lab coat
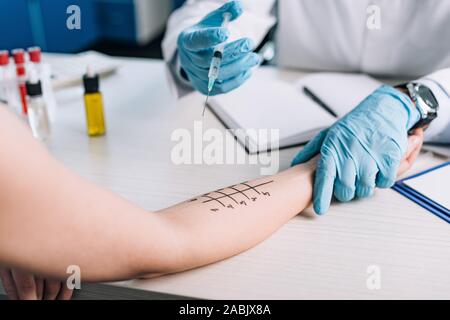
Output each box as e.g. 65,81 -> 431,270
162,0 -> 450,144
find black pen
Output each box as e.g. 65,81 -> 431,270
303,86 -> 338,118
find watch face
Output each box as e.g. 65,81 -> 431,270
417,85 -> 438,109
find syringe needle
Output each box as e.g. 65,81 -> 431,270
203,94 -> 209,117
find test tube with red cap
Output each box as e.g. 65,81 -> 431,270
0,50 -> 9,100
0,50 -> 21,113
12,49 -> 28,115
28,46 -> 41,64
0,50 -> 8,67
0,50 -> 9,81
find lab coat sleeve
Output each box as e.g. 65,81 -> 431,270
416,68 -> 450,144
162,0 -> 277,98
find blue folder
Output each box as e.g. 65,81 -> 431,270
392,161 -> 450,224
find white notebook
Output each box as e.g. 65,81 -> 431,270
208,67 -> 382,153
404,163 -> 450,211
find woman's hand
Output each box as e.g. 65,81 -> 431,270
397,128 -> 424,177
0,267 -> 73,300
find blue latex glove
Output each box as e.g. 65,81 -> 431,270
177,0 -> 261,95
292,85 -> 421,214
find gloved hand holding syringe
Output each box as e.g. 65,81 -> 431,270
203,12 -> 232,116
177,1 -> 261,116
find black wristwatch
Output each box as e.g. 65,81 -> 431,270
399,82 -> 439,131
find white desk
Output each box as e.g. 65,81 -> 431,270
1,56 -> 449,299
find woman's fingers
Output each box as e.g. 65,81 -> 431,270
0,268 -> 19,300
11,269 -> 38,300
57,285 -> 74,300
35,278 -> 44,300
397,128 -> 424,176
44,279 -> 62,300
0,268 -> 73,300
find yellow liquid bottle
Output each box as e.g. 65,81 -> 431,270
84,93 -> 105,136
83,67 -> 106,136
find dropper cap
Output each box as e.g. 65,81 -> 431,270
26,69 -> 43,97
83,65 -> 100,94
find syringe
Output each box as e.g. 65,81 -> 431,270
203,12 -> 232,116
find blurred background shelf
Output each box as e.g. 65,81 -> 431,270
0,0 -> 187,58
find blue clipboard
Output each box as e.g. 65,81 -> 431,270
392,161 -> 450,224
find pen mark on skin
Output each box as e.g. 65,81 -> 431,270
214,190 -> 239,204
241,182 -> 261,195
194,181 -> 274,213
202,180 -> 273,203
202,195 -> 226,207
228,186 -> 250,200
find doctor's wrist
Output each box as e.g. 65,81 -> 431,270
393,85 -> 422,130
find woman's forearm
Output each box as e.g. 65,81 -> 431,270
155,162 -> 315,275
0,106 -> 180,281
0,105 -> 314,282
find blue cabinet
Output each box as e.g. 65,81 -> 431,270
0,0 -> 33,49
96,0 -> 136,43
0,0 -> 176,53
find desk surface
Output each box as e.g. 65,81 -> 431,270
3,56 -> 450,299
